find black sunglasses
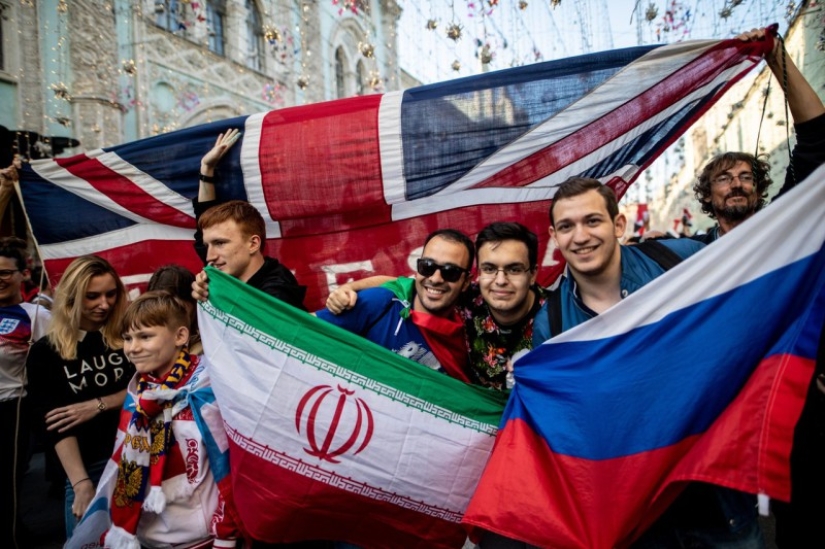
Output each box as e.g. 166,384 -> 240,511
416,258 -> 469,283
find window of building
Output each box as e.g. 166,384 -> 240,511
356,60 -> 366,96
0,4 -> 6,73
0,3 -> 7,73
245,0 -> 264,71
154,0 -> 182,33
335,47 -> 347,98
206,1 -> 225,56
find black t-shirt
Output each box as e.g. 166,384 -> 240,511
26,330 -> 133,466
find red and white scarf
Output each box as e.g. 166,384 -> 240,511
105,349 -> 196,549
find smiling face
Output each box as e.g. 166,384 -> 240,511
413,235 -> 471,317
550,188 -> 626,279
123,323 -> 189,378
706,160 -> 759,222
79,273 -> 119,331
0,256 -> 25,308
477,239 -> 537,326
203,220 -> 261,281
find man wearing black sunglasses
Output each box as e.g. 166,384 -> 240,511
325,222 -> 546,390
315,229 -> 475,382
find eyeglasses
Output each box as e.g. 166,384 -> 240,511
416,258 -> 469,283
478,264 -> 532,278
712,172 -> 755,186
0,269 -> 19,280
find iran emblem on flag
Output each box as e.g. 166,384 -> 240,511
199,268 -> 507,549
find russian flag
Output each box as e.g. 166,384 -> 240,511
463,165 -> 825,548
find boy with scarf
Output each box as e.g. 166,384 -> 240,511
105,291 -> 239,549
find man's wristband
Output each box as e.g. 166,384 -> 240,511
199,173 -> 217,183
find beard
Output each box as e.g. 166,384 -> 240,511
716,189 -> 756,221
719,202 -> 755,221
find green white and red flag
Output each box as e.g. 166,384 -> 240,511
198,267 -> 507,548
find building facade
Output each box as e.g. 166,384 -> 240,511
0,0 -> 404,156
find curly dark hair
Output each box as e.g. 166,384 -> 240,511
693,153 -> 772,219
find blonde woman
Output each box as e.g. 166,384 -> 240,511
26,255 -> 134,540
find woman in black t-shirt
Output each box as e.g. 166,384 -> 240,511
27,255 -> 134,540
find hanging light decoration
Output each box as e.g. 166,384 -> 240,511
367,71 -> 382,90
451,60 -> 461,71
479,44 -> 493,64
52,83 -> 71,100
122,59 -> 137,76
446,22 -> 463,41
264,25 -> 281,43
519,1 -> 528,9
297,76 -> 309,90
426,19 -> 438,30
359,41 -> 375,58
645,2 -> 658,22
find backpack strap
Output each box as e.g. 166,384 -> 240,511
634,239 -> 683,271
546,282 -> 563,339
545,241 -> 682,338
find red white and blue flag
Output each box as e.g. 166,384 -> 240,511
462,165 -> 825,549
18,36 -> 771,307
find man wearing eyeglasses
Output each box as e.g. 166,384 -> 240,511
315,229 -> 475,383
692,28 -> 825,244
460,222 -> 546,390
690,29 -> 825,549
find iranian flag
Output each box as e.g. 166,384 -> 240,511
198,267 -> 507,548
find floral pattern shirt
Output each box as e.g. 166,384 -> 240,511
458,283 -> 547,390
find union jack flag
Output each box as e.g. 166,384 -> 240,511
19,36 -> 771,308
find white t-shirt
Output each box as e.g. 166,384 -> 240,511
0,302 -> 51,401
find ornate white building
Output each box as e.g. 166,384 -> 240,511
0,0 -> 404,156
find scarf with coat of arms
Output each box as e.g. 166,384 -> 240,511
106,349 -> 197,549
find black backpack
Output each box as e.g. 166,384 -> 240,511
546,240 -> 683,337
